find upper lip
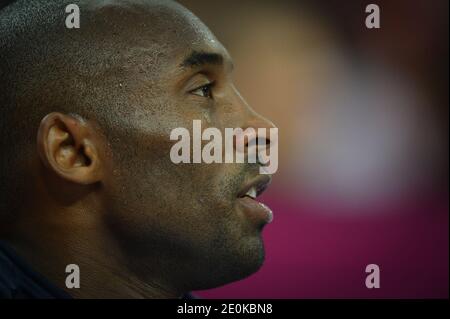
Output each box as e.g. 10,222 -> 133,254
237,175 -> 272,199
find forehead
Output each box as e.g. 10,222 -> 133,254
86,0 -> 231,69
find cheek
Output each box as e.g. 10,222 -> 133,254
101,119 -> 245,234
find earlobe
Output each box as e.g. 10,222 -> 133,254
37,112 -> 102,185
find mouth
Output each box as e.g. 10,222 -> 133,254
238,175 -> 272,199
236,175 -> 273,224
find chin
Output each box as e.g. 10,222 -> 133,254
235,235 -> 266,277
189,235 -> 266,291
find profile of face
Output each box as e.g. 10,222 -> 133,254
1,0 -> 276,294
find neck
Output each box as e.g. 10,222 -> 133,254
6,201 -> 183,299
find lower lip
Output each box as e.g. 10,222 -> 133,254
236,197 -> 273,225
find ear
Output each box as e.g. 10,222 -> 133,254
37,112 -> 102,185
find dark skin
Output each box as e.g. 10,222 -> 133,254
4,0 -> 275,298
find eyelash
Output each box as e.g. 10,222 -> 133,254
190,81 -> 215,99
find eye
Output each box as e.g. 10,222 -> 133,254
190,81 -> 215,99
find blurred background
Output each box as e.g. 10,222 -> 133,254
179,0 -> 449,298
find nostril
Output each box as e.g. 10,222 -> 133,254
245,137 -> 270,149
256,137 -> 270,147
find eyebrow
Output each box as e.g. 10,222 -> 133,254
181,51 -> 224,68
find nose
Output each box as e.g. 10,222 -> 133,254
233,95 -> 277,164
236,112 -> 276,149
226,86 -> 278,174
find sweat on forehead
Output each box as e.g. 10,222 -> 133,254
81,0 -> 217,46
1,0 -> 215,47
0,0 -> 221,89
83,0 -> 222,73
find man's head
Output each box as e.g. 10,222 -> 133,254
0,0 -> 275,294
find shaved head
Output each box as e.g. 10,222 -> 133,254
0,0 -> 275,297
0,0 -> 219,216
